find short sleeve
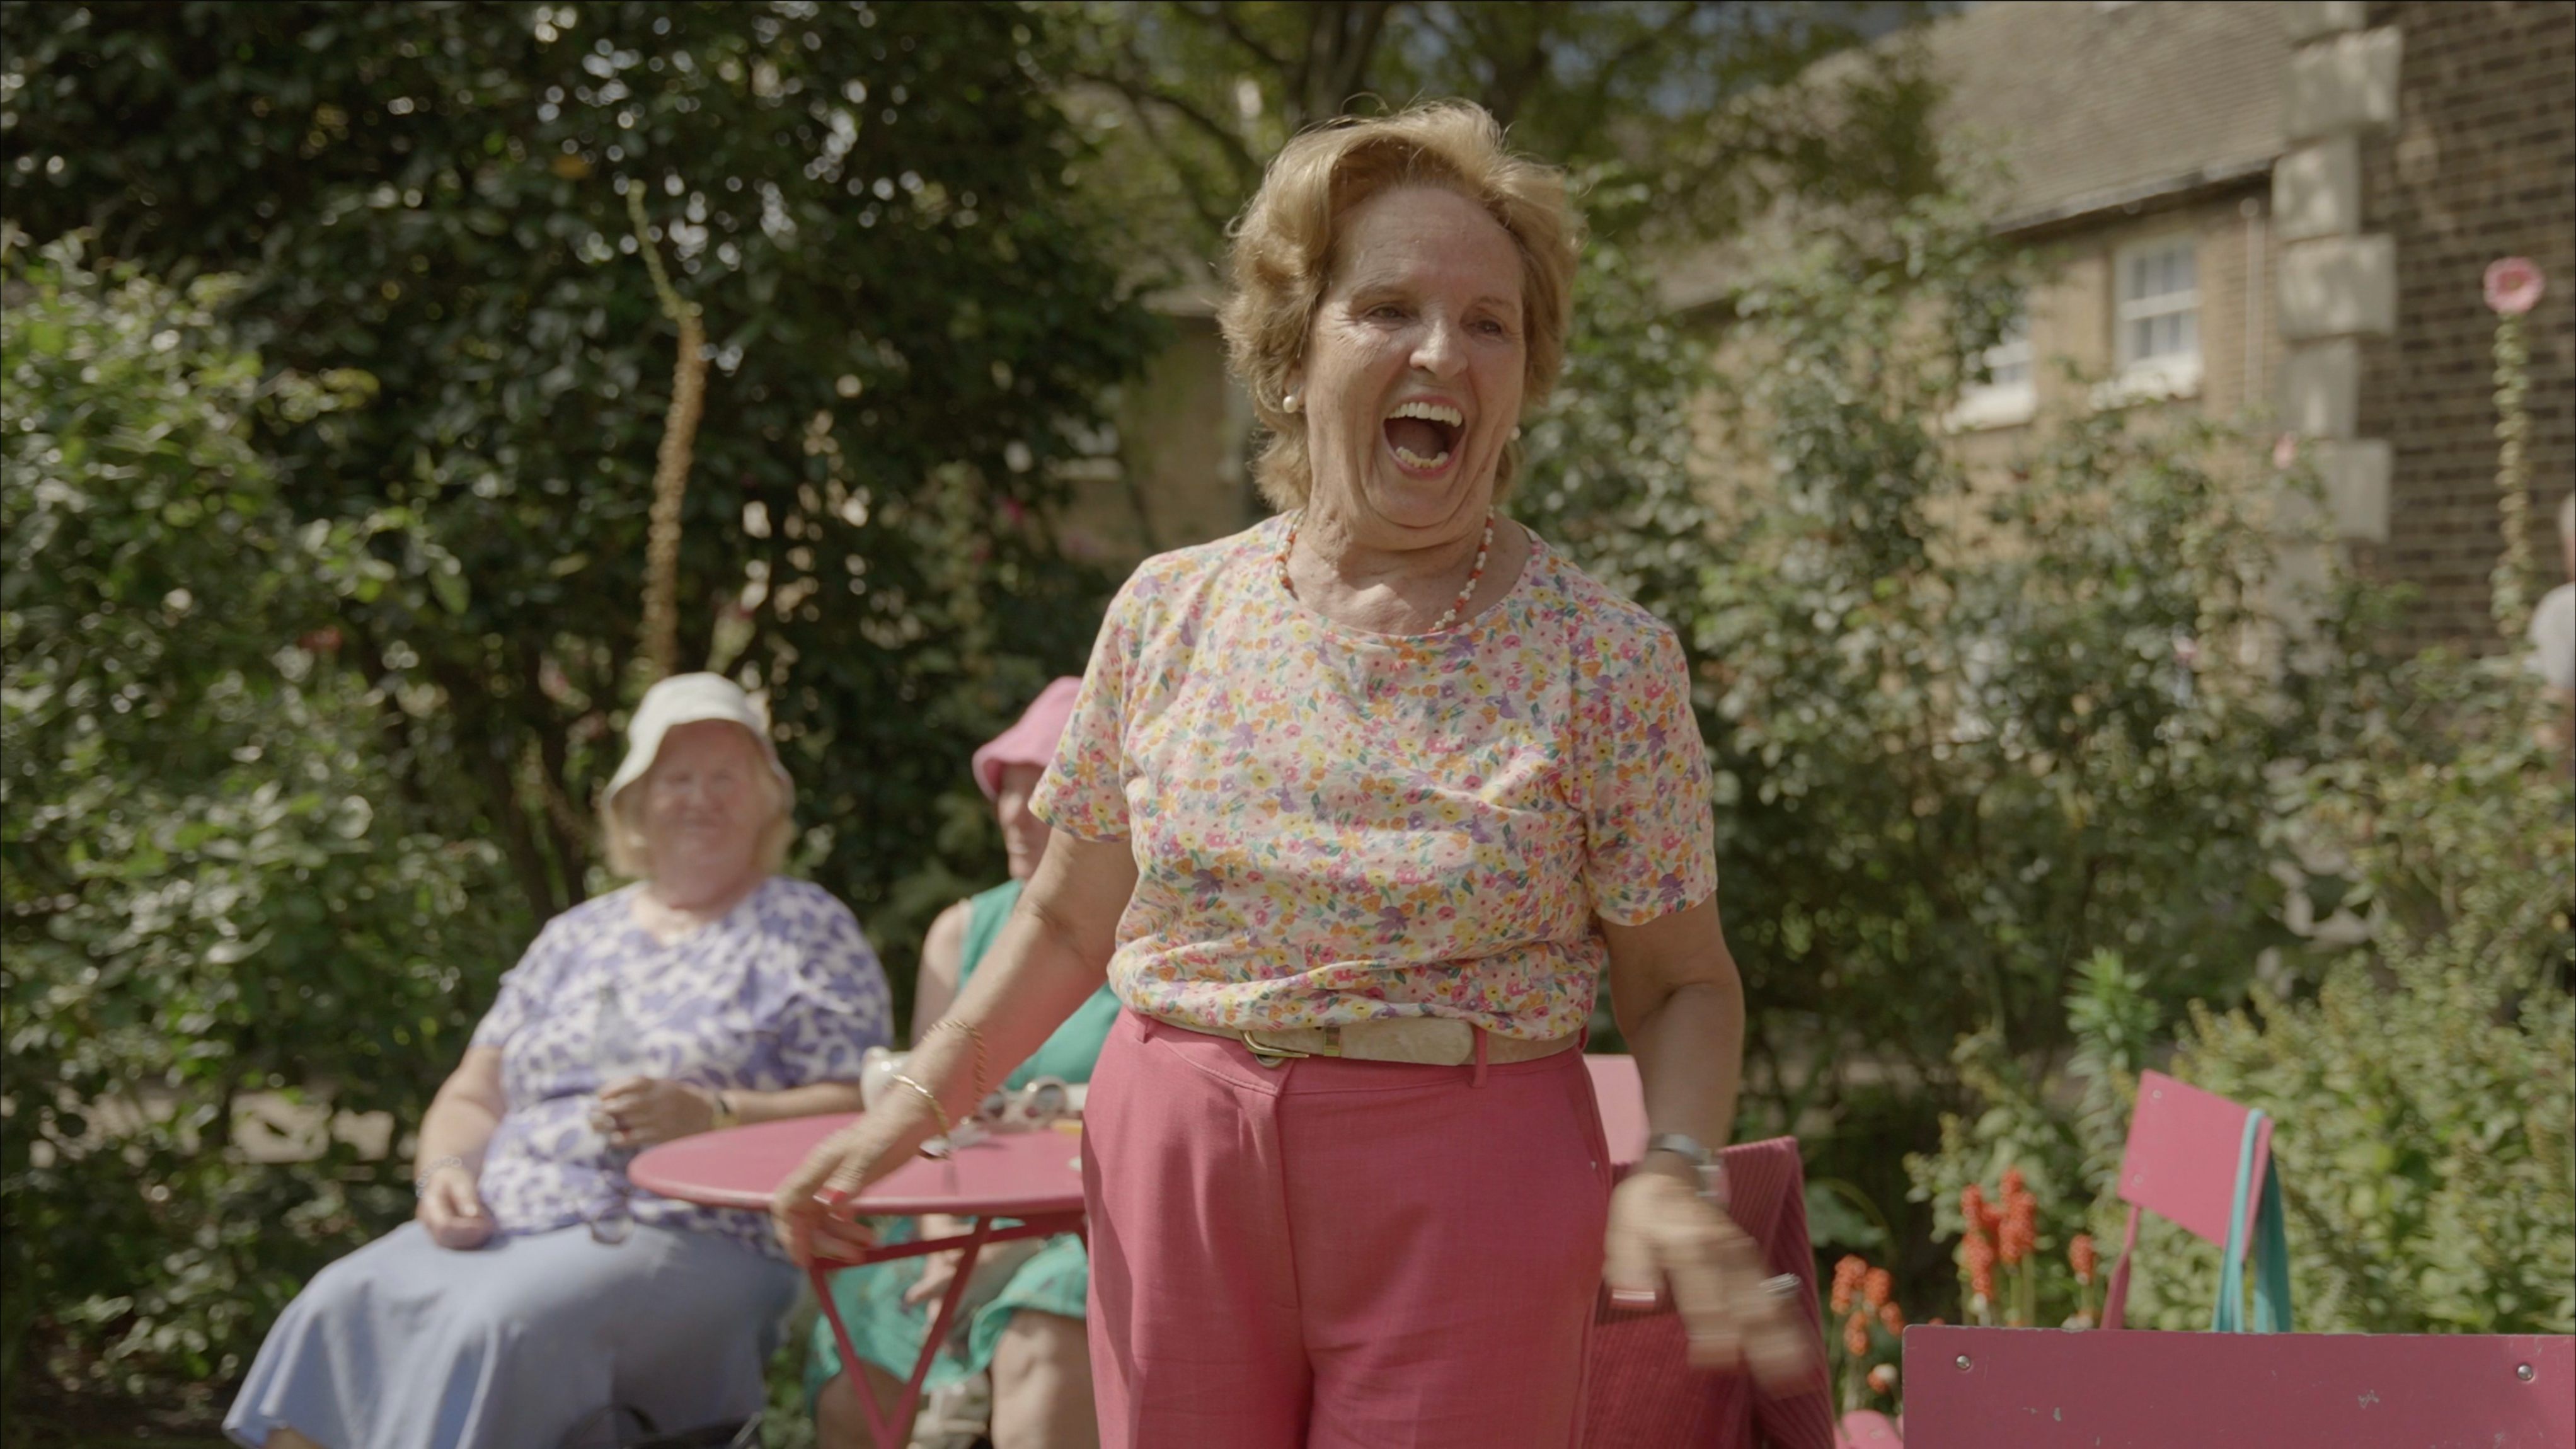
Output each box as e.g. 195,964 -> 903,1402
1572,616 -> 1717,925
764,894 -> 894,1083
1029,571 -> 1146,842
468,921 -> 563,1052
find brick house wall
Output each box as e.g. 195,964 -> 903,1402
2359,0 -> 2576,651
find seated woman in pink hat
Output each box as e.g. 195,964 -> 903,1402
227,673 -> 891,1449
809,678 -> 1116,1449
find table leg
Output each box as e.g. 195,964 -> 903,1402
814,1217 -> 998,1449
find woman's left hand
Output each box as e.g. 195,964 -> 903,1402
1604,1162 -> 1818,1390
592,1077 -> 718,1148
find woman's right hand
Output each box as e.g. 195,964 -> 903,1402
771,1119 -> 907,1266
416,1166 -> 495,1250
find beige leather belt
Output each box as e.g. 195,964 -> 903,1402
1152,1014 -> 1580,1069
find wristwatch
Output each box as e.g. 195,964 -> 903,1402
708,1089 -> 740,1131
1643,1132 -> 1730,1207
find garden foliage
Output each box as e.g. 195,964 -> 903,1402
1522,188 -> 2387,1282
0,0 -> 1164,949
2,0 -> 1160,1400
1,236 -> 522,1395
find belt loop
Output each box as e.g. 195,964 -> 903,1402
1471,1025 -> 1490,1088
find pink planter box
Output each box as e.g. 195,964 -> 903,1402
1900,1324 -> 2573,1447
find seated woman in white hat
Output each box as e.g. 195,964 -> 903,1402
226,673 -> 892,1449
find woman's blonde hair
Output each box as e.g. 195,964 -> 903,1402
1220,100 -> 1582,512
598,723 -> 796,880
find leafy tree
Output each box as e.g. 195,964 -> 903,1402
2,0 -> 1167,999
1053,0 -> 1943,261
2,233 -> 520,1399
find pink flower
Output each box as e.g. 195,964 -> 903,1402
2485,257 -> 2546,317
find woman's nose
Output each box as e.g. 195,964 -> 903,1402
1410,316 -> 1466,377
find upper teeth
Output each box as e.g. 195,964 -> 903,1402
1389,401 -> 1464,427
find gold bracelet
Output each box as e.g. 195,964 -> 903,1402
886,1072 -> 953,1133
928,1017 -> 990,1101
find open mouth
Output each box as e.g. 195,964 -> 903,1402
1382,399 -> 1464,476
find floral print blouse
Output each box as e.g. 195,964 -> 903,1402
1031,514 -> 1716,1042
467,876 -> 890,1258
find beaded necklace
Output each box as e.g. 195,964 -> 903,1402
1277,509 -> 1497,634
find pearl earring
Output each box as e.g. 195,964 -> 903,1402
1510,425 -> 1522,440
1282,391 -> 1301,414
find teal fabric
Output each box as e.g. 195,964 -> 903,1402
2212,1109 -> 2294,1333
802,1222 -> 1093,1400
958,879 -> 1121,1089
806,879 -> 1108,1404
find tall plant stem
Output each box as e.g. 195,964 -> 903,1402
2490,312 -> 2534,643
628,183 -> 708,682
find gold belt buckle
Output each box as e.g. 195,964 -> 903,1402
1242,1029 -> 1329,1068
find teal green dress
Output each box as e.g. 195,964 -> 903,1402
806,879 -> 1120,1402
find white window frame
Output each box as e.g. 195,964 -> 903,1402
1952,301 -> 2036,430
2104,234 -> 2202,403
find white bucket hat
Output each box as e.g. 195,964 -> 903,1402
604,672 -> 795,812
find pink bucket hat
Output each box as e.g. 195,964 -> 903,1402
972,677 -> 1083,799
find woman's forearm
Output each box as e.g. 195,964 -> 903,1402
1604,897 -> 1749,1159
1626,976 -> 1745,1154
415,1094 -> 502,1176
858,837 -> 1129,1162
732,1080 -> 863,1124
896,902 -> 1109,1126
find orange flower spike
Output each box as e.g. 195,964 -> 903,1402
1879,1299 -> 1906,1334
1844,1308 -> 1872,1358
2000,1166 -> 2026,1198
2069,1232 -> 2098,1287
1959,1183 -> 1987,1232
1999,1183 -> 2038,1265
1862,1267 -> 1894,1310
1962,1230 -> 1998,1300
1831,1255 -> 1868,1315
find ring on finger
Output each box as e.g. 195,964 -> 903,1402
1757,1273 -> 1803,1301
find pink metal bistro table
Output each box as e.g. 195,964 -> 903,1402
630,1055 -> 1652,1448
632,1114 -> 1088,1449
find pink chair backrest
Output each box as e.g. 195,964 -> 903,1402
1580,1114 -> 1836,1448
2117,1069 -> 2271,1243
2101,1069 -> 2273,1329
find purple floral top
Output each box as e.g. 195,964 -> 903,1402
467,876 -> 890,1259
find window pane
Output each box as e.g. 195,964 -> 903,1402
2132,317 -> 2155,360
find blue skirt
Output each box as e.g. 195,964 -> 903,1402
224,1221 -> 796,1449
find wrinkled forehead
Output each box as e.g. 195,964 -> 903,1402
1326,184 -> 1524,308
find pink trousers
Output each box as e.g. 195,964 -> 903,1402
1081,1011 -> 1613,1449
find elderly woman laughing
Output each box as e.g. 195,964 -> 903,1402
773,103 -> 1810,1448
227,673 -> 891,1449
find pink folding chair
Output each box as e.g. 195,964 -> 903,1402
1580,1116 -> 1836,1448
2101,1069 -> 2275,1330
